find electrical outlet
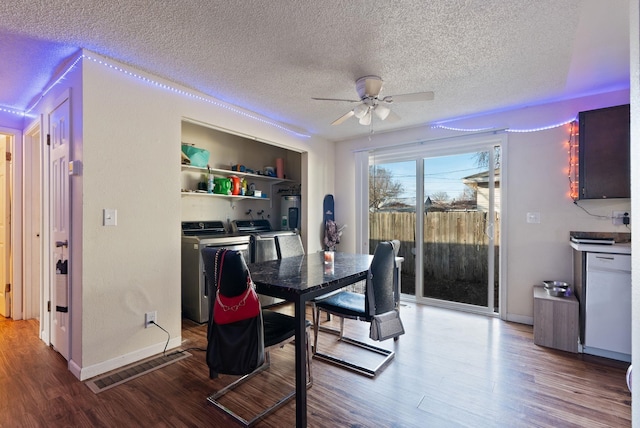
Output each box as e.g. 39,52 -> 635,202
612,211 -> 628,226
145,311 -> 157,328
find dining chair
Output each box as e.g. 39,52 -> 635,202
202,247 -> 312,427
312,241 -> 403,377
274,234 -> 335,328
275,233 -> 305,259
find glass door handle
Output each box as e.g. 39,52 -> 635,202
485,223 -> 494,240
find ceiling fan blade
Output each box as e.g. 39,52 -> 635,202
384,91 -> 434,103
331,110 -> 355,126
312,97 -> 361,103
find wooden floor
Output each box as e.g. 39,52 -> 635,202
0,303 -> 631,427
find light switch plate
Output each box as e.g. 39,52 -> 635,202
103,209 -> 117,226
526,212 -> 540,224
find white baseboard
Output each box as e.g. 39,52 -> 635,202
74,336 -> 183,381
506,313 -> 533,325
69,359 -> 82,379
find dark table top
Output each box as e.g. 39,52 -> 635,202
249,252 -> 372,301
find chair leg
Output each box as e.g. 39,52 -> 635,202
311,301 -> 331,328
313,306 -> 320,354
311,301 -> 317,329
306,329 -> 313,385
208,328 -> 313,427
312,315 -> 395,378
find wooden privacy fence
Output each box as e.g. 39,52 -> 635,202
369,211 -> 500,282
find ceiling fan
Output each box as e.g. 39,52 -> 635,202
313,75 -> 434,126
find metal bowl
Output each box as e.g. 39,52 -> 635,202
543,280 -> 570,289
546,286 -> 568,297
543,280 -> 570,297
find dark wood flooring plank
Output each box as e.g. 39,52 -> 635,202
0,303 -> 631,427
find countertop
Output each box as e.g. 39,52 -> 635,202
569,231 -> 631,254
570,241 -> 631,255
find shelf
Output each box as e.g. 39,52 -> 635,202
180,191 -> 270,201
181,164 -> 293,184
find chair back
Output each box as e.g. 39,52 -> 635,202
365,241 -> 397,317
275,234 -> 305,258
391,239 -> 401,257
202,247 -> 250,297
252,236 -> 278,262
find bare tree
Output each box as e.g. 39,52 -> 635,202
369,166 -> 403,210
473,147 -> 501,169
429,191 -> 449,202
458,187 -> 476,202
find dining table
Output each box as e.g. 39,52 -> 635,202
248,251 -> 373,428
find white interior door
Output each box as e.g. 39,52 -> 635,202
0,135 -> 8,317
49,97 -> 70,360
24,124 -> 42,320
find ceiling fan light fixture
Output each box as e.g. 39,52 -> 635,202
356,75 -> 383,98
374,104 -> 391,120
313,75 -> 434,127
359,110 -> 372,125
354,103 -> 369,119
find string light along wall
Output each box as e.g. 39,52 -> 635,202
433,118 -> 582,202
566,120 -> 579,201
2,53 -> 311,139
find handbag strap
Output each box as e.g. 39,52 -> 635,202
214,249 -> 255,311
215,284 -> 253,312
216,249 -> 227,291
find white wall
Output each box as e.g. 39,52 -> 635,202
334,89 -> 630,322
18,50 -> 333,379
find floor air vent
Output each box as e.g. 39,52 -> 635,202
85,350 -> 191,393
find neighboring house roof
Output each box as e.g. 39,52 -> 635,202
462,169 -> 501,188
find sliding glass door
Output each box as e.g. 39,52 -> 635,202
365,135 -> 504,315
368,160 -> 417,295
422,149 -> 500,312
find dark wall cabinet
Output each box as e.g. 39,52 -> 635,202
578,104 -> 630,199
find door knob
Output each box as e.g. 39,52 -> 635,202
56,240 -> 68,248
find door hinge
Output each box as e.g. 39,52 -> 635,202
47,301 -> 51,312
47,134 -> 51,146
5,152 -> 11,162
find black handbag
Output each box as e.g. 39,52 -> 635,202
206,314 -> 265,377
203,249 -> 265,377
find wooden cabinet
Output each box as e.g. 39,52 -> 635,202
533,286 -> 579,353
578,104 -> 630,199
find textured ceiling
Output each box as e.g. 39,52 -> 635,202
0,0 -> 630,141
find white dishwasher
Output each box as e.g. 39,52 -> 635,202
584,252 -> 631,360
